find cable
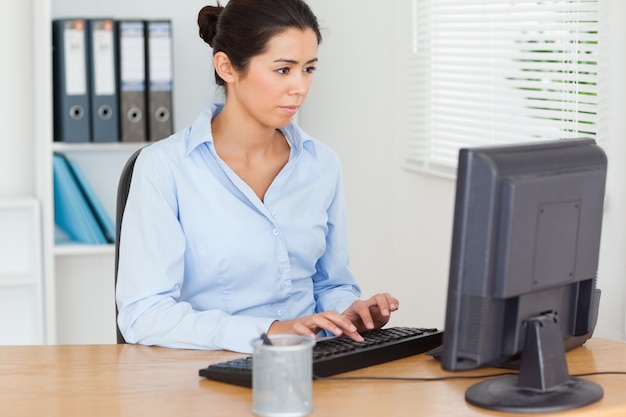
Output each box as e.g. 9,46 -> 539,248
313,372 -> 518,382
313,370 -> 626,383
574,371 -> 626,377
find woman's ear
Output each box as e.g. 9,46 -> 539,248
214,52 -> 236,83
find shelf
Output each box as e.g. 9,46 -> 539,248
0,198 -> 42,210
0,196 -> 44,344
54,243 -> 115,256
52,141 -> 147,152
0,278 -> 39,288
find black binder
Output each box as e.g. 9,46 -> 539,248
86,18 -> 120,142
52,19 -> 91,142
145,20 -> 174,141
116,20 -> 147,142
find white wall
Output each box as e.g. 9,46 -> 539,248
595,0 -> 626,341
1,1 -> 35,197
304,0 -> 626,342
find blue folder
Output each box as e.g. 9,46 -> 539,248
53,153 -> 110,244
66,158 -> 116,242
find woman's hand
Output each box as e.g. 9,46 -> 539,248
267,310 -> 365,341
267,293 -> 399,342
341,292 -> 399,333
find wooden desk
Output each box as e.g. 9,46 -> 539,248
1,338 -> 624,417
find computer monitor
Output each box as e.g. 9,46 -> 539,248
440,137 -> 607,412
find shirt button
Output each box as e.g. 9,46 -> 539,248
272,228 -> 279,235
277,310 -> 283,316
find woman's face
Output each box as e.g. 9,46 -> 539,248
229,27 -> 319,129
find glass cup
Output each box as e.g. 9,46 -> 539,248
251,334 -> 316,417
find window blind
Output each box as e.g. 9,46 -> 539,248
407,0 -> 601,177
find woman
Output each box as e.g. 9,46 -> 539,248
116,0 -> 399,353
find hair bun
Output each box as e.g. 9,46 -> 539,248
198,5 -> 223,47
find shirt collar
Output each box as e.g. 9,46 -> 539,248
185,103 -> 316,158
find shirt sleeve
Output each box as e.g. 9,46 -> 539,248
115,147 -> 275,353
312,162 -> 362,314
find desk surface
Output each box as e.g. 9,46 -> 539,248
1,338 -> 625,417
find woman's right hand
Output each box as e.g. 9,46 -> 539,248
267,311 -> 365,342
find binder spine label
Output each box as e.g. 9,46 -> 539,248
63,20 -> 88,96
92,20 -> 116,96
119,22 -> 146,92
148,22 -> 173,92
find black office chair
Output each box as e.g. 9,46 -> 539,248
114,147 -> 144,344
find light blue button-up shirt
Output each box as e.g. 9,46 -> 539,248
116,103 -> 361,353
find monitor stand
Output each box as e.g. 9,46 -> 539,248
465,314 -> 603,413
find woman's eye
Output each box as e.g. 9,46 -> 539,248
304,66 -> 317,74
276,67 -> 290,75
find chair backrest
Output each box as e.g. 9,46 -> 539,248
114,147 -> 144,344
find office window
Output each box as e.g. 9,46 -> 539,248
407,0 -> 600,177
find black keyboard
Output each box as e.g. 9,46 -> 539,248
198,326 -> 443,387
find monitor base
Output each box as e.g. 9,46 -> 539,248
465,314 -> 603,413
466,375 -> 603,413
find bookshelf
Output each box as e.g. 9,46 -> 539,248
34,0 -> 218,344
0,199 -> 44,344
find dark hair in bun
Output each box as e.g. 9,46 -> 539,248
198,0 -> 322,86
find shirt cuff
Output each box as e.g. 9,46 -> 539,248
219,316 -> 278,353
